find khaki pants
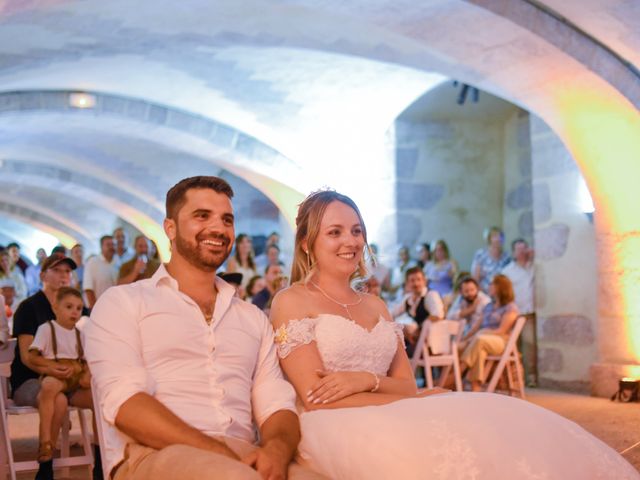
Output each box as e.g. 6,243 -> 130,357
113,437 -> 327,480
461,332 -> 506,383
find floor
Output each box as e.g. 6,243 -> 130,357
3,389 -> 639,478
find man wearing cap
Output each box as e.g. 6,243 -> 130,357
10,253 -> 90,408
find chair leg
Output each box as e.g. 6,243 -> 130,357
78,409 -> 94,474
424,352 -> 435,389
0,408 -> 16,480
438,365 -> 452,388
515,357 -> 526,399
505,360 -> 515,394
60,412 -> 71,478
452,360 -> 462,392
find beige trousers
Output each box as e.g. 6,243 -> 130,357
461,331 -> 506,382
113,437 -> 327,480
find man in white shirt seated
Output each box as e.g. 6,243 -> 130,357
391,267 -> 444,358
84,176 -> 324,480
447,276 -> 491,350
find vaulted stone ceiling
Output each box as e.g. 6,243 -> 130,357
0,0 -> 637,259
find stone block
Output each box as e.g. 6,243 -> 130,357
538,348 -> 563,373
166,110 -> 194,131
532,183 -> 551,224
101,95 -> 127,115
211,124 -> 236,148
534,223 -> 569,260
396,147 -> 419,179
518,149 -> 532,177
396,213 -> 422,246
541,314 -> 595,346
518,210 -> 533,237
532,135 -> 579,177
396,182 -> 444,210
125,99 -> 149,122
506,181 -> 532,209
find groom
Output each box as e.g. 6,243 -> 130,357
85,176 -> 322,479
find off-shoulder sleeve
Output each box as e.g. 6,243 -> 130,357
274,318 -> 316,359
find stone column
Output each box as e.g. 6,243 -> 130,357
590,220 -> 640,397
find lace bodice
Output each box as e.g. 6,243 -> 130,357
275,314 -> 404,376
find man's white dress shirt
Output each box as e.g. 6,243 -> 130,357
83,255 -> 118,300
501,261 -> 535,314
83,265 -> 296,474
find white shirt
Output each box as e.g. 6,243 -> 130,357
502,261 -> 535,314
83,265 -> 296,475
30,319 -> 83,359
83,255 -> 118,300
391,287 -> 444,319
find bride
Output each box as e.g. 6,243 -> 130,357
270,190 -> 638,480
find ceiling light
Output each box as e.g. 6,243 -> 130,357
69,92 -> 96,109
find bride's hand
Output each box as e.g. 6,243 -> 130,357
307,370 -> 374,404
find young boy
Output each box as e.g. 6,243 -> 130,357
29,286 -> 91,479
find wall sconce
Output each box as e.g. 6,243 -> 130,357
69,92 -> 96,109
611,377 -> 639,402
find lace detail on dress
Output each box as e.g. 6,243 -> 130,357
392,322 -> 405,346
275,318 -> 316,359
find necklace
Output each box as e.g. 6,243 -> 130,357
310,281 -> 363,321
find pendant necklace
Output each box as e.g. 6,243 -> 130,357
310,281 -> 363,321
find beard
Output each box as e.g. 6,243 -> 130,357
174,229 -> 232,272
463,293 -> 478,304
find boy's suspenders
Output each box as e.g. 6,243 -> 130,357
47,321 -> 84,361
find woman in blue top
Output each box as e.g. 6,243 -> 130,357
460,274 -> 519,392
423,239 -> 457,298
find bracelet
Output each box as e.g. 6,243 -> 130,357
369,371 -> 380,393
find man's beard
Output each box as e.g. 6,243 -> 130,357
463,293 -> 478,304
174,230 -> 231,272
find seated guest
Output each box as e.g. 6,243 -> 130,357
361,276 -> 382,298
0,290 -> 9,346
447,276 -> 491,342
218,272 -> 243,298
470,226 -> 510,293
117,235 -> 160,285
424,239 -> 457,298
29,287 -> 92,479
460,274 -> 519,392
391,267 -> 444,357
245,275 -> 266,302
252,264 -> 288,313
0,278 -> 17,332
226,234 -> 257,290
416,242 -> 431,270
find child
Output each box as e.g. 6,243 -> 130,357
29,286 -> 91,479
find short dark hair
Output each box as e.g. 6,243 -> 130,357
459,276 -> 478,288
511,238 -> 528,251
7,242 -> 19,250
405,266 -> 424,281
56,286 -> 83,304
100,235 -> 113,246
265,263 -> 283,275
166,176 -> 234,219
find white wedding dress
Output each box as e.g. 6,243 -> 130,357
276,314 -> 639,480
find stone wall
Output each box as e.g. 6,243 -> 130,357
530,115 -> 598,393
394,118 -> 506,270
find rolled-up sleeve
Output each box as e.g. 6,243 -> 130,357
83,286 -> 154,425
425,290 -> 444,319
251,312 -> 296,428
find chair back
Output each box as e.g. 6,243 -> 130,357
426,320 -> 462,355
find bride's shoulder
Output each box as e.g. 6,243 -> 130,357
360,292 -> 393,322
270,283 -> 313,327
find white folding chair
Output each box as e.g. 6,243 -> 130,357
411,320 -> 464,392
484,316 -> 527,399
0,339 -> 93,480
90,378 -> 110,480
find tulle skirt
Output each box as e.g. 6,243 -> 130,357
298,392 -> 638,480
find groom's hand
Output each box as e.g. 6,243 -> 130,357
242,438 -> 289,480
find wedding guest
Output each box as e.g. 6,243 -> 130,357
460,274 -> 519,392
416,243 -> 431,270
470,226 -> 510,292
226,234 -> 257,290
424,239 -> 457,298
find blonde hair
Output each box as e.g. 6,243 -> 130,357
290,190 -> 370,284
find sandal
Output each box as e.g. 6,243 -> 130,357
37,441 -> 54,463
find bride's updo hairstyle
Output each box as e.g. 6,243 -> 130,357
291,189 -> 370,284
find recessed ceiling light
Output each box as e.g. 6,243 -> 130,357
69,92 -> 96,109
